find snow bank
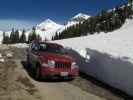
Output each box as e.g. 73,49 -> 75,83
53,19 -> 133,96
67,48 -> 133,96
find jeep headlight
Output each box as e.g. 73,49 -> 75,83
71,62 -> 78,69
48,60 -> 55,68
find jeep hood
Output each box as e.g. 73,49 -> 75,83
37,52 -> 74,62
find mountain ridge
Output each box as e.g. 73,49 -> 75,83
0,13 -> 90,42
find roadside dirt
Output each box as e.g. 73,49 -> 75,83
0,45 -> 41,100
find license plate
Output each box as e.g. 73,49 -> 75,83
61,72 -> 68,76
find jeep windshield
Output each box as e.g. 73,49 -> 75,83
37,43 -> 66,55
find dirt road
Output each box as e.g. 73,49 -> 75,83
0,45 -> 104,100
16,60 -> 103,100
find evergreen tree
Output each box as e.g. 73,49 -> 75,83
2,32 -> 10,44
20,29 -> 26,43
129,0 -> 133,7
14,30 -> 20,43
28,27 -> 37,43
2,32 -> 6,44
10,28 -> 15,43
44,37 -> 48,41
54,32 -> 59,40
36,34 -> 42,41
51,36 -> 54,40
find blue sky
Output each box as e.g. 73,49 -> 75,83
0,0 -> 128,31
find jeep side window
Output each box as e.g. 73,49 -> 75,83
39,43 -> 47,51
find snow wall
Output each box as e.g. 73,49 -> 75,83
67,48 -> 133,96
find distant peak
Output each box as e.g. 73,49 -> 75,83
37,19 -> 57,28
42,19 -> 56,24
74,13 -> 85,17
69,13 -> 90,22
37,19 -> 63,31
73,13 -> 90,19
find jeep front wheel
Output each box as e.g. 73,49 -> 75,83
35,64 -> 41,80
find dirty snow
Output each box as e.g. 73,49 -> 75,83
10,43 -> 28,48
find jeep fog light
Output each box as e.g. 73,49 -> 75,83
71,62 -> 78,69
42,63 -> 48,67
48,60 -> 55,68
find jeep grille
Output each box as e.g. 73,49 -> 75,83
55,62 -> 71,69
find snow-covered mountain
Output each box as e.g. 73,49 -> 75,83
26,19 -> 63,40
34,13 -> 90,40
26,13 -> 90,40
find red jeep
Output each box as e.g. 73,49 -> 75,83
27,41 -> 79,80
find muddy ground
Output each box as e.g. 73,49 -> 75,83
0,44 -> 132,100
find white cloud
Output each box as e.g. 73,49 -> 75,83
0,19 -> 37,31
